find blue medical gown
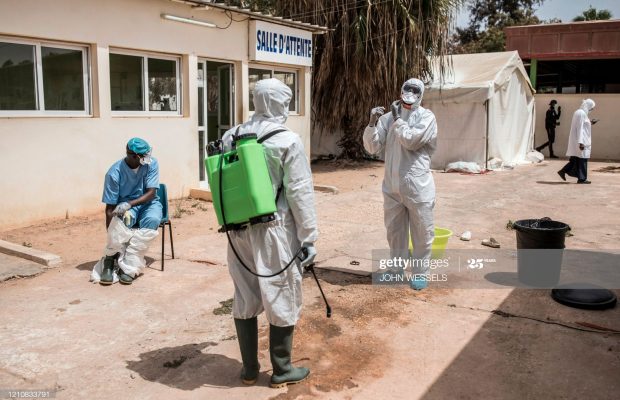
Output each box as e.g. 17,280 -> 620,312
102,158 -> 162,230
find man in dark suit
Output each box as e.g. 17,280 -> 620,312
536,100 -> 561,158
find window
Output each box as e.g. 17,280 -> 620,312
534,59 -> 620,94
248,67 -> 298,113
110,50 -> 180,114
0,38 -> 90,115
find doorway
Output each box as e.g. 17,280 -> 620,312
197,60 -> 235,188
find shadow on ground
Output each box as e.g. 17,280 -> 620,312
421,288 -> 620,399
536,181 -> 569,185
484,272 -> 522,287
126,342 -> 255,390
76,260 -> 97,271
308,268 -> 371,287
311,159 -> 383,173
76,256 -> 156,271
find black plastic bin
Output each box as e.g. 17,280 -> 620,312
513,219 -> 570,287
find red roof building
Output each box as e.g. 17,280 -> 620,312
505,20 -> 620,93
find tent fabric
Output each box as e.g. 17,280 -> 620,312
427,102 -> 487,168
424,51 -> 535,169
425,51 -> 534,104
488,72 -> 536,166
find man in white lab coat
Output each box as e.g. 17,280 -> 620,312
558,99 -> 597,184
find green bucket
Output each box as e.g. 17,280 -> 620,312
409,227 -> 453,259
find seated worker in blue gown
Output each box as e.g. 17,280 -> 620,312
99,137 -> 162,285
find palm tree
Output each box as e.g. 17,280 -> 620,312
227,0 -> 461,158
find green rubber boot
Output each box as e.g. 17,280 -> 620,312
234,317 -> 260,385
269,324 -> 309,388
100,255 -> 116,285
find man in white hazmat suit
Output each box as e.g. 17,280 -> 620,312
558,99 -> 597,184
221,78 -> 318,388
364,78 -> 437,290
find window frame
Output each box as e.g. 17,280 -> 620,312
248,64 -> 299,115
109,48 -> 182,117
0,36 -> 91,117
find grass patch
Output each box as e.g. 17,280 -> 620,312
213,298 -> 234,316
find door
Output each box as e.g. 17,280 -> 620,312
217,64 -> 234,138
197,60 -> 207,187
197,60 -> 235,189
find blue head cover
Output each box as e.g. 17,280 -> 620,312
127,137 -> 152,155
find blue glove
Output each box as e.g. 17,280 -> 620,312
299,243 -> 317,269
112,202 -> 131,216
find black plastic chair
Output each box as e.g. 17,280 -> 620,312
157,183 -> 174,271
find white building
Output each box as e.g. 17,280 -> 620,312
0,0 -> 327,229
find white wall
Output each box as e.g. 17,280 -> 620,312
0,0 -> 313,228
534,93 -> 620,160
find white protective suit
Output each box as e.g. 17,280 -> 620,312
221,78 -> 318,327
566,99 -> 595,159
363,78 -> 438,268
90,217 -> 159,282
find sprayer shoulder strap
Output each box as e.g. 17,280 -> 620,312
257,128 -> 289,203
257,128 -> 288,144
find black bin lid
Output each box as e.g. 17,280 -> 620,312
551,283 -> 617,310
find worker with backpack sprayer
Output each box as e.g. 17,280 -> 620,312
205,78 -> 329,388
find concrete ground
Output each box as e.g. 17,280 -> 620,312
0,253 -> 44,281
1,159 -> 619,400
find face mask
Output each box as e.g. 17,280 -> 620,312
402,93 -> 419,105
139,153 -> 152,166
401,83 -> 422,105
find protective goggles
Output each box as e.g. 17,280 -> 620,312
402,83 -> 422,95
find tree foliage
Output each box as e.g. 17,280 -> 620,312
451,0 -> 543,54
573,6 -> 612,22
225,0 -> 461,158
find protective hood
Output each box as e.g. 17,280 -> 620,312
401,78 -> 425,108
251,78 -> 292,124
580,99 -> 595,114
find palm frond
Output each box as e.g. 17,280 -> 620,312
267,0 -> 462,157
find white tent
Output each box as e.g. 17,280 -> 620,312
424,51 -> 535,169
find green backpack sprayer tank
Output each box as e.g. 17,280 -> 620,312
205,130 -> 286,229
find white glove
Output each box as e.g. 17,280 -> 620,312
299,243 -> 317,270
368,107 -> 385,127
113,202 -> 131,216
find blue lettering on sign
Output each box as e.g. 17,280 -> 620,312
256,28 -> 312,59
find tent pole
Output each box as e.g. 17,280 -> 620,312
529,59 -> 538,89
485,99 -> 489,169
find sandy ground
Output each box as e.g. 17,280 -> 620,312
1,159 -> 619,400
